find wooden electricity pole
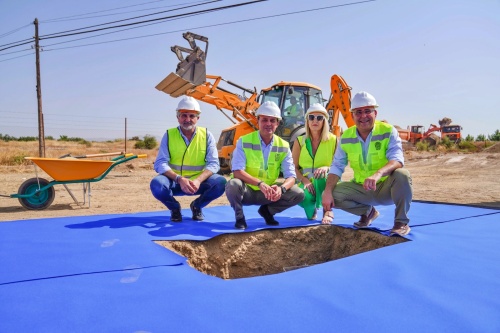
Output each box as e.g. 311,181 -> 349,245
34,18 -> 45,157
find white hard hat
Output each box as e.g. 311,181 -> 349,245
305,103 -> 329,120
351,91 -> 378,110
256,101 -> 282,120
176,96 -> 201,113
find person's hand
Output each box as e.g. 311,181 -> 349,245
258,181 -> 274,201
268,184 -> 282,202
313,167 -> 329,179
189,178 -> 201,193
303,178 -> 315,195
363,172 -> 382,191
179,177 -> 196,194
322,189 -> 335,212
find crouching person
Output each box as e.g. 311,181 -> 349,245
225,101 -> 304,230
150,96 -> 227,222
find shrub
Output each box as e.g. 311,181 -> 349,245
440,136 -> 453,149
143,135 -> 157,149
458,140 -> 477,152
17,136 -> 38,142
416,141 -> 429,151
134,140 -> 146,149
130,136 -> 140,141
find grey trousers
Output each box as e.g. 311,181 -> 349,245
332,168 -> 413,224
225,178 -> 305,220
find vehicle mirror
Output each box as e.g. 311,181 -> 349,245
288,87 -> 294,95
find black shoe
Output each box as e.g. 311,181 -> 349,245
190,201 -> 204,221
170,209 -> 182,222
235,217 -> 247,230
258,205 -> 279,226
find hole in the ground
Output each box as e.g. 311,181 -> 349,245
155,225 -> 408,279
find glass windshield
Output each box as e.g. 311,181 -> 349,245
442,126 -> 460,133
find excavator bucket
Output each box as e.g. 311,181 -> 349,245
156,32 -> 208,97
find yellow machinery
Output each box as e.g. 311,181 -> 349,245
156,32 -> 352,173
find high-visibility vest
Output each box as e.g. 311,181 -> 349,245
167,127 -> 207,179
340,121 -> 392,184
298,133 -> 336,181
241,131 -> 289,190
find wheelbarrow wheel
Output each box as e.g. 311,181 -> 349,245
17,178 -> 55,210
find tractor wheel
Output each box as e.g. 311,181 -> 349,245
17,178 -> 55,210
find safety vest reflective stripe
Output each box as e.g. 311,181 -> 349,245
167,127 -> 207,179
298,133 -> 336,180
241,131 -> 289,190
168,163 -> 205,171
340,121 -> 392,184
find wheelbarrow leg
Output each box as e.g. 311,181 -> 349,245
62,184 -> 82,207
82,182 -> 92,208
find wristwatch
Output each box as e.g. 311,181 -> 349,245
281,186 -> 287,194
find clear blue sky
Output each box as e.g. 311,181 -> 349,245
1,0 -> 499,141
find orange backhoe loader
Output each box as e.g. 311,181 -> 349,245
155,32 -> 352,173
407,118 -> 462,145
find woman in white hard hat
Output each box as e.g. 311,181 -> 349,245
292,103 -> 337,223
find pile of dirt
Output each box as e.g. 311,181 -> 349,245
156,226 -> 407,279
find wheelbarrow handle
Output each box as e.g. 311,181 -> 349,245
73,152 -> 124,159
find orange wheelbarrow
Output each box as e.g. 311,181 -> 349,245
9,152 -> 147,210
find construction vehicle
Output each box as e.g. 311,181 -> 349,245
407,118 -> 462,145
155,32 -> 352,173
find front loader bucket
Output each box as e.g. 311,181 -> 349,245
156,32 -> 208,97
156,72 -> 197,98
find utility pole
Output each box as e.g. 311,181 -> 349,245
34,18 -> 45,157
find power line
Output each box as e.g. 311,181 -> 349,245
42,0 -> 192,22
42,0 -> 211,23
0,52 -> 34,63
0,0 -> 254,51
40,0 -> 222,37
0,23 -> 31,39
42,0 -> 376,52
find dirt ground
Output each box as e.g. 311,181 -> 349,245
1,145 -> 499,279
1,146 -> 499,222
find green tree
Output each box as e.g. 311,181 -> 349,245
488,129 -> 500,141
476,134 -> 486,141
465,134 -> 474,142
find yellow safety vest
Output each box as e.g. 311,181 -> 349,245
340,121 -> 392,184
298,133 -> 336,181
241,131 -> 289,190
167,127 -> 207,179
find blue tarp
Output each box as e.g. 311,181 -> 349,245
1,202 -> 499,332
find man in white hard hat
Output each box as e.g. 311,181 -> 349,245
150,96 -> 227,222
225,101 -> 304,229
322,91 -> 413,236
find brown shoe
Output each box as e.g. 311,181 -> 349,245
390,223 -> 411,236
353,207 -> 379,228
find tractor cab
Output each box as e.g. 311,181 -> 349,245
259,82 -> 324,142
410,125 -> 425,134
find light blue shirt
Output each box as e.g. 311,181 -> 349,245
329,126 -> 404,178
154,126 -> 220,175
231,133 -> 296,179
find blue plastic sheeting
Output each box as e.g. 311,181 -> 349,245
0,202 -> 499,333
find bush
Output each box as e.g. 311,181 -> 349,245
416,141 -> 429,151
458,140 -> 477,152
17,136 -> 38,142
0,133 -> 16,142
134,135 -> 157,150
440,136 -> 453,149
130,136 -> 140,141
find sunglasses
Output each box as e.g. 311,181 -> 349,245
352,109 -> 374,117
308,114 -> 325,121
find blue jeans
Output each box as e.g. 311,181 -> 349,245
150,174 -> 227,211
